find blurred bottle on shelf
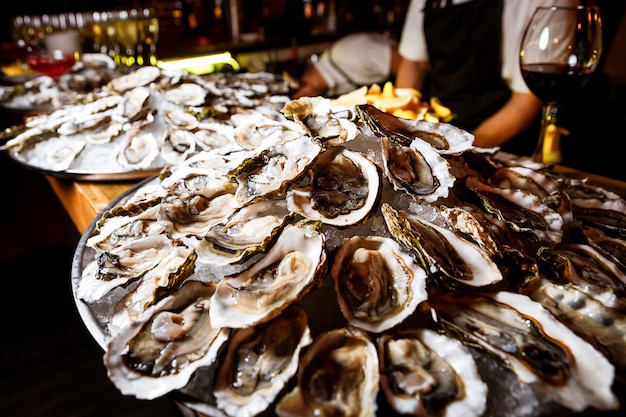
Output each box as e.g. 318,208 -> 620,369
9,9 -> 160,68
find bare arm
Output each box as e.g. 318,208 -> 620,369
394,57 -> 430,92
292,66 -> 329,98
471,91 -> 543,148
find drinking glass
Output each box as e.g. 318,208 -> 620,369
26,49 -> 76,81
519,5 -> 602,164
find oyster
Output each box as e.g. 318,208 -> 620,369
160,129 -> 197,165
77,234 -> 175,303
356,104 -> 474,154
107,65 -> 161,93
232,111 -> 305,150
195,198 -> 293,265
465,175 -> 567,245
228,136 -> 322,207
429,291 -> 619,412
27,136 -> 85,171
118,86 -> 151,121
380,135 -> 456,203
213,306 -> 312,417
109,244 -> 197,332
163,109 -> 199,130
117,132 -> 160,170
162,82 -> 207,106
382,203 -> 503,289
86,201 -> 164,253
105,280 -> 230,400
275,326 -> 379,417
157,178 -> 238,239
536,244 -> 626,307
377,328 -> 487,417
209,220 -> 326,329
521,276 -> 626,382
194,122 -> 237,151
287,147 -> 381,227
560,177 -> 626,234
330,236 -> 428,333
282,96 -> 359,145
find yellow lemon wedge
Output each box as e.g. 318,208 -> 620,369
430,97 -> 453,121
372,86 -> 416,112
332,85 -> 369,107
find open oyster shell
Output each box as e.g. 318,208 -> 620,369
213,305 -> 312,417
287,146 -> 381,227
275,326 -> 379,417
209,220 -> 327,329
428,290 -> 619,412
330,235 -> 428,333
104,280 -> 230,400
377,328 -> 487,417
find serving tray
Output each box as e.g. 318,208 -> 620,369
70,127 -> 625,417
2,69 -> 291,181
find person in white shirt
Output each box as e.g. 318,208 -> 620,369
293,32 -> 401,98
396,0 -> 578,154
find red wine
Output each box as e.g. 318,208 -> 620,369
27,53 -> 76,79
520,63 -> 593,103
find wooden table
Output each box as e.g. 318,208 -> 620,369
46,176 -> 134,234
46,166 -> 626,236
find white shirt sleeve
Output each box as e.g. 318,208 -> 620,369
398,0 -> 579,93
398,0 -> 428,62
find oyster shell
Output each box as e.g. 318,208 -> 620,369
213,305 -> 312,417
282,96 -> 359,145
377,328 -> 487,417
429,291 -> 619,412
330,236 -> 428,333
382,203 -> 503,289
209,220 -> 326,329
228,136 -> 322,207
117,132 -> 160,170
356,104 -> 474,154
109,245 -> 197,332
466,175 -> 567,245
27,136 -> 85,171
287,146 -> 381,227
521,276 -> 626,382
195,198 -> 293,265
162,82 -> 207,106
275,326 -> 379,417
160,129 -> 197,165
157,177 -> 237,239
107,65 -> 161,93
105,280 -> 230,400
380,135 -> 455,203
77,234 -> 175,303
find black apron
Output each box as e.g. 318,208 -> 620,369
423,0 -> 511,132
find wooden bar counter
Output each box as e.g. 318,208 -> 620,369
46,165 -> 626,236
46,176 -> 134,234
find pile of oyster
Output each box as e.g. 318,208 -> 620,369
1,66 -> 291,178
73,96 -> 625,417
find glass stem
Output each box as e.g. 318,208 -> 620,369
532,102 -> 559,164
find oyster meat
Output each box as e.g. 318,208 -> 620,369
377,328 -> 487,417
275,326 -> 379,417
330,236 -> 428,333
104,280 -> 230,400
287,146 -> 381,227
213,305 -> 312,417
209,220 -> 327,329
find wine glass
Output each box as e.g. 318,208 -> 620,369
26,49 -> 77,81
519,5 -> 602,164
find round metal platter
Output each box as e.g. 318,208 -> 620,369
68,158 -> 622,417
2,69 -> 292,181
